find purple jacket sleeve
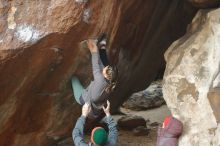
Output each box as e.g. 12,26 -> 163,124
156,117 -> 183,146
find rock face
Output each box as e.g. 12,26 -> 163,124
133,126 -> 150,136
123,80 -> 165,111
187,0 -> 220,8
163,8 -> 220,146
117,115 -> 146,130
0,0 -> 196,146
57,137 -> 74,146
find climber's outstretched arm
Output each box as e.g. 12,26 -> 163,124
87,39 -> 103,80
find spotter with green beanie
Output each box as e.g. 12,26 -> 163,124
72,100 -> 118,146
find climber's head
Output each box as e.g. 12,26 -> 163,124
91,127 -> 108,146
102,65 -> 118,83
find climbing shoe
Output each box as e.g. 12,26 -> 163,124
97,33 -> 107,49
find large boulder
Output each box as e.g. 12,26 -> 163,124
163,8 -> 220,146
123,80 -> 165,111
0,0 -> 196,146
118,115 -> 146,130
133,126 -> 150,136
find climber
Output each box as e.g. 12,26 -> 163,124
156,116 -> 183,146
72,100 -> 118,146
71,33 -> 118,119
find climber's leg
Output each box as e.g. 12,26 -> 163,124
71,76 -> 85,105
97,33 -> 109,67
99,49 -> 109,67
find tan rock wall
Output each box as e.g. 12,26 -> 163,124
163,8 -> 220,146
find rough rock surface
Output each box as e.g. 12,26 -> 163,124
187,0 -> 220,8
0,0 -> 196,146
123,80 -> 165,111
57,137 -> 74,146
163,8 -> 220,146
118,115 -> 146,130
133,126 -> 150,136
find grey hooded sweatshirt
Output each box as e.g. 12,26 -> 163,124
81,52 -> 109,118
156,117 -> 183,146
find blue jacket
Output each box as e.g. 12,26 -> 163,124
72,115 -> 118,146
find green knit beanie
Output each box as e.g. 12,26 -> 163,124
91,127 -> 108,146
